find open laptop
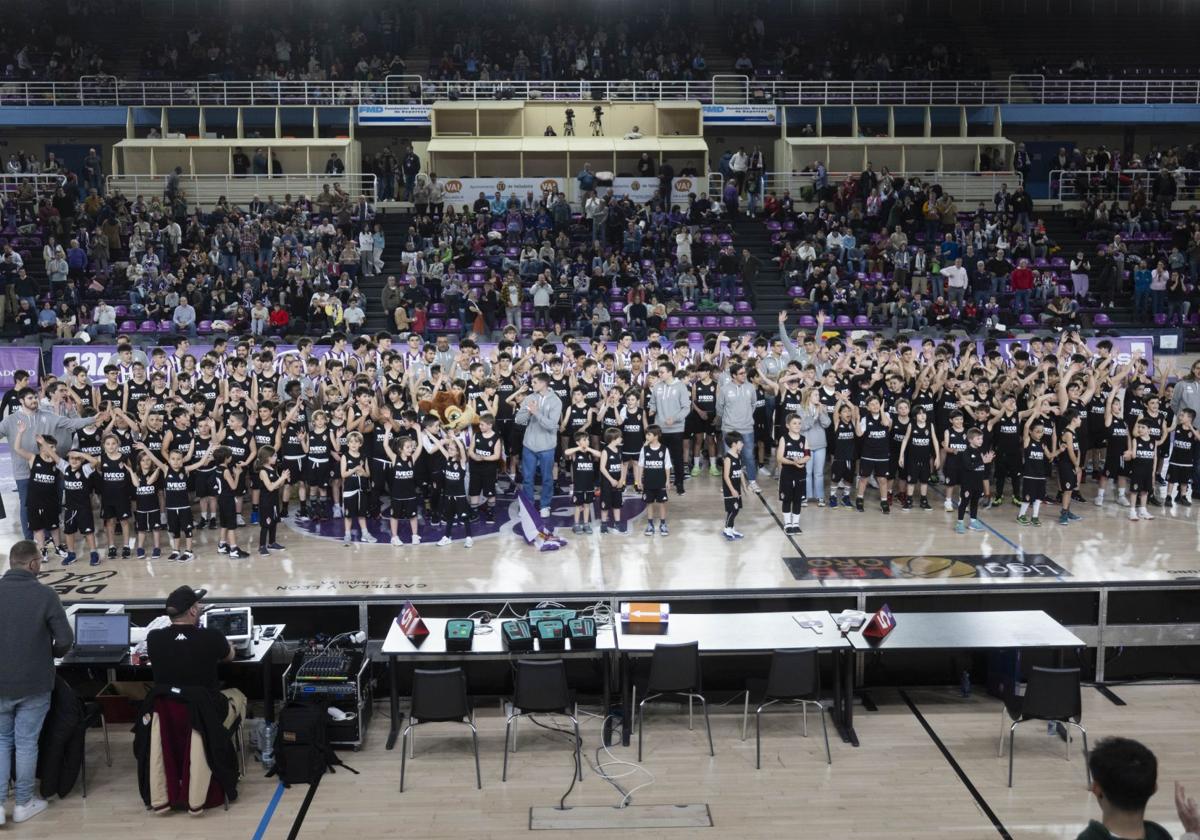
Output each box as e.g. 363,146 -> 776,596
60,613 -> 131,665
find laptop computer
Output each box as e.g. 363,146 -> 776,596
60,613 -> 131,665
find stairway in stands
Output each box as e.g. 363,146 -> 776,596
360,209 -> 414,330
730,217 -> 783,332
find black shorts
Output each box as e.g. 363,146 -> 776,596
218,496 -> 239,530
441,494 -> 469,523
600,482 -> 624,511
282,456 -> 305,483
686,413 -> 715,436
193,469 -> 217,499
643,487 -> 668,504
1129,465 -> 1155,494
943,459 -> 961,487
1021,477 -> 1047,503
167,508 -> 194,539
304,457 -> 334,488
63,506 -> 95,536
906,459 -> 931,485
778,468 -> 806,502
573,489 -> 595,506
1103,450 -> 1127,479
1168,463 -> 1195,484
101,498 -> 130,520
343,492 -> 367,518
391,496 -> 418,519
830,456 -> 855,484
859,458 -> 892,479
1058,465 -> 1078,491
135,509 -> 161,532
723,495 -> 742,515
468,466 -> 498,498
28,503 -> 60,533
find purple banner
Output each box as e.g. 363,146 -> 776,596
52,344 -> 328,381
0,347 -> 41,388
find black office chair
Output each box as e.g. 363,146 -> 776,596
502,659 -> 581,783
400,667 -> 481,792
740,649 -> 830,769
1001,666 -> 1089,788
79,701 -> 111,798
634,641 -> 714,763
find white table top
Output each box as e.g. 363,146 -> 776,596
846,611 -> 1083,651
382,617 -> 617,656
614,611 -> 851,653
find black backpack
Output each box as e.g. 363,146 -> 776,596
267,701 -> 357,787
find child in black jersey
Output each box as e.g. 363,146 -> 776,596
1165,408 -> 1198,507
721,431 -> 746,540
1095,391 -> 1130,508
97,433 -> 133,559
138,445 -> 211,562
301,410 -> 336,521
192,417 -> 220,529
940,411 -> 969,513
256,445 -> 290,555
130,449 -> 164,559
340,431 -> 376,545
899,406 -> 939,511
954,427 -> 994,534
432,434 -> 472,548
61,451 -> 101,566
619,391 -> 646,493
637,424 -> 671,536
13,433 -> 64,558
468,413 -> 502,522
212,446 -> 250,558
775,414 -> 810,534
598,427 -> 627,534
383,433 -> 421,546
564,430 -> 599,534
829,395 -> 857,508
1125,421 -> 1160,521
1017,413 -> 1052,527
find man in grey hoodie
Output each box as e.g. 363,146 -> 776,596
716,363 -> 761,491
515,373 -> 564,516
650,361 -> 690,495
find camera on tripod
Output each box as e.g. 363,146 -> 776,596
590,105 -> 605,136
563,108 -> 576,136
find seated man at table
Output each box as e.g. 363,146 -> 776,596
1078,736 -> 1200,840
137,586 -> 246,813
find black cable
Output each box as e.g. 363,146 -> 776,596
526,715 -> 582,810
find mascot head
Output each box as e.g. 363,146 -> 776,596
418,388 -> 478,429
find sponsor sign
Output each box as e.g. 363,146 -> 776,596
784,553 -> 1071,581
441,177 -> 566,202
356,104 -> 432,126
701,104 -> 778,125
51,344 -> 330,381
0,347 -> 41,388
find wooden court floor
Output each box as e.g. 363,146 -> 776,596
5,470 -> 1198,604
13,683 -> 1200,839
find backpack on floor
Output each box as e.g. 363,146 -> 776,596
266,700 -> 357,787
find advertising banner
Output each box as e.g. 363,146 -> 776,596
51,344 -> 327,381
356,104 -> 433,126
440,177 -> 566,205
701,104 -> 778,125
0,346 -> 41,388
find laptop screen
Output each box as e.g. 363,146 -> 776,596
206,609 -> 250,639
74,614 -> 130,648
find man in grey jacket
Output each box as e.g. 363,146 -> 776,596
0,388 -> 107,539
515,373 -> 563,516
0,541 -> 73,825
650,361 -> 690,495
717,363 -> 761,491
1172,360 -> 1200,491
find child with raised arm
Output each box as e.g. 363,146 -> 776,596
598,427 -> 627,534
135,442 -> 213,562
256,445 -> 290,555
721,431 -> 746,540
564,430 -> 599,534
383,431 -> 421,546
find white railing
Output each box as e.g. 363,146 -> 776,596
762,171 -> 1021,205
104,173 -> 377,210
0,173 -> 68,200
3,76 -> 1200,107
1047,168 -> 1200,204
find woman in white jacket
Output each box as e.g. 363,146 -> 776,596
675,228 -> 693,267
797,388 -> 832,505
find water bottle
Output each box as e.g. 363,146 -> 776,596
261,722 -> 277,770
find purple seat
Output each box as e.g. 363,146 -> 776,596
798,315 -> 817,328
158,320 -> 173,332
430,303 -> 447,315
139,320 -> 158,333
1051,257 -> 1066,267
521,317 -> 534,329
641,259 -> 654,269
765,221 -> 781,232
686,331 -> 703,343
428,318 -> 444,330
739,315 -> 757,328
1094,313 -> 1112,326
736,287 -> 745,299
470,259 -> 486,269
1154,313 -> 1168,325
610,287 -> 622,298
197,320 -> 212,335
119,320 -> 137,333
735,301 -> 751,312
717,234 -> 733,245
666,316 -> 682,329
114,305 -> 128,317
682,300 -> 696,311
446,318 -> 461,331
702,315 -> 719,328
521,302 -> 534,313
1019,314 -> 1036,326
854,315 -> 870,327
1033,257 -> 1049,268
684,316 -> 701,328
834,315 -> 852,327
787,286 -> 803,297
782,220 -> 796,232
720,316 -> 736,328
491,222 -> 505,232
611,302 -> 625,313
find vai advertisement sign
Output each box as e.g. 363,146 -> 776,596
357,104 -> 433,126
702,104 -> 778,124
441,177 -> 565,201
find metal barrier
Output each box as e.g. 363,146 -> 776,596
1048,168 -> 1200,204
5,76 -> 1200,107
104,173 -> 377,210
762,170 -> 1020,205
0,173 -> 67,201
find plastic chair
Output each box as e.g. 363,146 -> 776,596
430,303 -> 447,315
446,318 -> 461,332
684,316 -> 700,328
119,320 -> 137,333
853,315 -> 870,327
635,641 -> 714,762
835,315 -> 852,327
666,316 -> 682,329
740,649 -> 830,769
701,315 -> 719,328
1019,314 -> 1036,326
428,317 -> 444,331
400,668 -> 481,793
197,321 -> 212,335
503,659 -> 580,783
720,316 -> 736,328
739,315 -> 757,328
1001,667 -> 1089,788
686,331 -> 703,343
798,315 -> 817,328
139,320 -> 157,333
735,301 -> 751,313
1094,313 -> 1112,326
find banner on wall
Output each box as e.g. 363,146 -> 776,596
440,177 -> 566,205
701,104 -> 778,125
51,344 -> 329,381
356,104 -> 433,126
0,347 -> 41,388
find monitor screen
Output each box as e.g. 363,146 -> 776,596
74,614 -> 130,647
206,609 -> 251,638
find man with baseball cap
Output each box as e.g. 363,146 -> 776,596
147,587 -> 239,692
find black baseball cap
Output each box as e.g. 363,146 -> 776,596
165,586 -> 208,616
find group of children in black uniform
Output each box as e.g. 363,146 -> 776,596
14,325 -> 1196,566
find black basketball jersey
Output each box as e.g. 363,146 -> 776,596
62,465 -> 93,510
907,422 -> 933,462
620,409 -> 644,454
443,458 -> 467,497
890,417 -> 910,454
994,413 -> 1022,454
28,455 -> 59,502
944,428 -> 968,459
572,450 -> 596,492
566,404 -> 591,437
307,430 -> 333,460
1131,437 -> 1156,467
164,468 -> 191,509
693,380 -> 716,415
1170,429 -> 1196,468
722,453 -> 743,499
472,431 -> 499,464
252,422 -> 278,452
860,413 -> 890,461
390,457 -> 417,499
223,430 -> 251,464
603,447 -> 623,482
780,432 -> 808,472
639,443 -> 668,490
833,420 -> 857,460
1022,440 -> 1050,479
76,427 -> 102,457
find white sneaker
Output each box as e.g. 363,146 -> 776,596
749,480 -> 761,493
13,799 -> 48,823
1130,511 -> 1139,521
539,507 -> 551,517
464,536 -> 474,548
411,535 -> 422,545
758,465 -> 772,477
1139,509 -> 1154,520
342,535 -> 351,546
360,533 -> 378,544
390,535 -> 402,546
437,536 -> 452,546
944,498 -> 954,512
1093,496 -> 1104,507
1117,495 -> 1131,507
332,504 -> 343,517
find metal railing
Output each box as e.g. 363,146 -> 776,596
104,173 -> 377,210
0,173 -> 68,207
4,75 -> 1200,107
762,171 -> 1020,205
1047,168 -> 1200,204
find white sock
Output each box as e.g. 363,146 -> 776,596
1018,502 -> 1029,517
1118,488 -> 1127,498
1096,488 -> 1105,501
1032,500 -> 1041,517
